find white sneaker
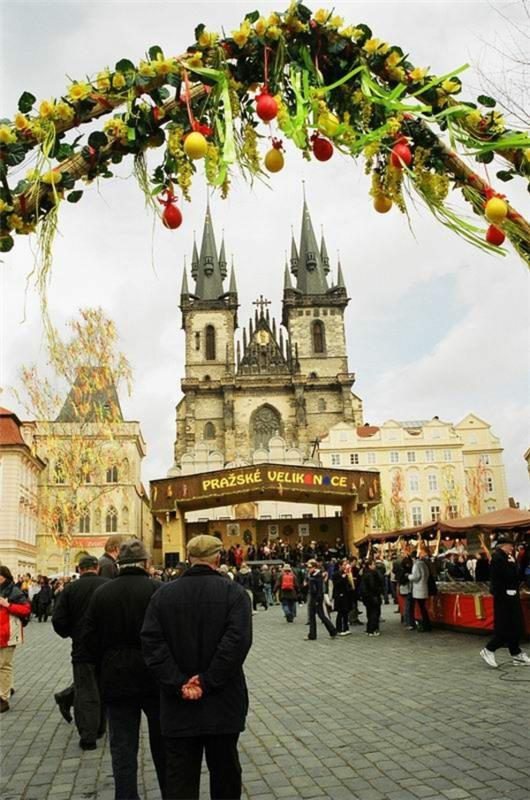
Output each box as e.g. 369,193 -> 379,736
480,648 -> 498,668
512,651 -> 530,665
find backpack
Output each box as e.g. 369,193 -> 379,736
281,572 -> 295,591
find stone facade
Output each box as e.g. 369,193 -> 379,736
319,414 -> 510,531
0,409 -> 44,576
172,200 -> 363,523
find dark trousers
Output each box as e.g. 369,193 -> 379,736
106,695 -> 165,800
486,632 -> 521,656
415,598 -> 432,631
165,734 -> 241,800
281,598 -> 296,621
336,610 -> 350,633
308,597 -> 337,639
74,663 -> 104,742
487,599 -> 522,655
364,598 -> 381,633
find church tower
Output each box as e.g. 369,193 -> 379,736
176,205 -> 238,461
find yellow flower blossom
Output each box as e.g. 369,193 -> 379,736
385,51 -> 402,68
441,78 -> 461,94
54,102 -> 75,122
0,125 -> 17,145
409,66 -> 428,82
364,38 -> 390,55
254,17 -> 268,36
139,60 -> 156,78
39,100 -> 55,119
151,54 -> 178,76
68,82 -> 92,103
41,170 -> 62,185
465,110 -> 482,128
198,30 -> 218,48
96,71 -> 111,92
7,213 -> 24,231
186,51 -> 203,68
329,16 -> 344,29
266,25 -> 282,41
14,113 -> 30,132
488,111 -> 505,132
267,12 -> 281,26
103,118 -> 128,144
0,199 -> 13,213
313,9 -> 330,25
112,72 -> 127,90
339,25 -> 356,38
232,20 -> 251,49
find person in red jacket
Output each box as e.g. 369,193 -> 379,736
0,565 -> 31,713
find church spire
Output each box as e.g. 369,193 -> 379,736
320,227 -> 330,274
191,234 -> 199,280
229,259 -> 237,295
219,232 -> 227,279
290,228 -> 299,276
336,259 -> 346,290
296,199 -> 329,295
193,204 -> 225,300
284,259 -> 293,290
180,261 -> 189,298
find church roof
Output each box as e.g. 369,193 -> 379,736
237,298 -> 298,375
0,407 -> 25,446
56,367 -> 124,423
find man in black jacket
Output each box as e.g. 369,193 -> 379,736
97,534 -> 124,579
304,560 -> 337,641
141,534 -> 252,800
83,539 -> 164,800
480,534 -> 530,668
52,556 -> 108,749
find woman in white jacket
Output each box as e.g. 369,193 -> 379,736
410,553 -> 432,632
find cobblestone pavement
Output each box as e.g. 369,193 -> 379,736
1,603 -> 530,800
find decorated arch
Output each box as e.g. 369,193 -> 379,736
1,2 -> 529,275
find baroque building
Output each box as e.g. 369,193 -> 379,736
170,199 -> 363,522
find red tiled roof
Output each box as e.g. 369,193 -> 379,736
0,408 -> 25,446
357,425 -> 380,438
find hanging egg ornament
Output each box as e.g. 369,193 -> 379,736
373,195 -> 393,214
390,141 -> 413,169
485,197 -> 508,225
264,139 -> 285,173
485,224 -> 505,246
256,90 -> 278,122
312,133 -> 334,162
162,203 -> 183,229
317,111 -> 340,138
184,131 -> 208,160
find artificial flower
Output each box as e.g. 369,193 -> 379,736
0,125 -> 17,145
198,30 -> 218,48
266,25 -> 282,41
0,199 -> 13,213
7,213 -> 24,231
103,118 -> 128,144
112,72 -> 127,90
254,17 -> 268,36
186,51 -> 203,68
96,71 -> 111,92
232,20 -> 251,49
364,38 -> 390,55
313,9 -> 330,25
26,169 -> 40,181
441,78 -> 461,94
41,170 -> 62,185
14,113 -> 30,131
465,110 -> 482,128
151,54 -> 178,76
267,12 -> 281,26
68,82 -> 92,103
409,66 -> 429,83
139,60 -> 156,78
39,100 -> 55,118
339,25 -> 356,38
54,102 -> 75,122
328,15 -> 344,29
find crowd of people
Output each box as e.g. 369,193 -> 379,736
0,531 -> 528,799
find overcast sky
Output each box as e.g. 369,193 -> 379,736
1,1 -> 529,505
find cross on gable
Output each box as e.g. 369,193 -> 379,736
252,295 -> 271,316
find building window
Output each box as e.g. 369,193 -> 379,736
331,453 -> 341,466
318,398 -> 327,412
479,454 -> 490,465
485,475 -> 494,493
312,320 -> 325,354
425,450 -> 435,462
105,506 -> 118,533
448,505 -> 458,519
251,404 -> 281,450
205,325 -> 216,360
367,452 -> 376,464
409,473 -> 420,492
430,505 -> 441,522
106,465 -> 118,484
79,510 -> 90,533
428,473 -> 438,492
486,504 -> 496,512
443,449 -> 452,462
302,513 -> 313,519
407,451 -> 416,463
390,451 -> 399,464
194,332 -> 201,351
204,422 -> 216,440
411,506 -> 422,526
349,453 -> 359,465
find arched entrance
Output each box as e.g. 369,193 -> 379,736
151,463 -> 381,563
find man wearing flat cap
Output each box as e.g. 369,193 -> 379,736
52,555 -> 109,749
141,534 -> 252,800
480,533 -> 530,668
83,539 -> 166,800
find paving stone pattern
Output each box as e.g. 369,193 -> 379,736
1,604 -> 530,800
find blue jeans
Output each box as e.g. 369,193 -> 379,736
281,599 -> 297,621
403,593 -> 414,627
106,695 -> 165,800
264,584 -> 274,606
